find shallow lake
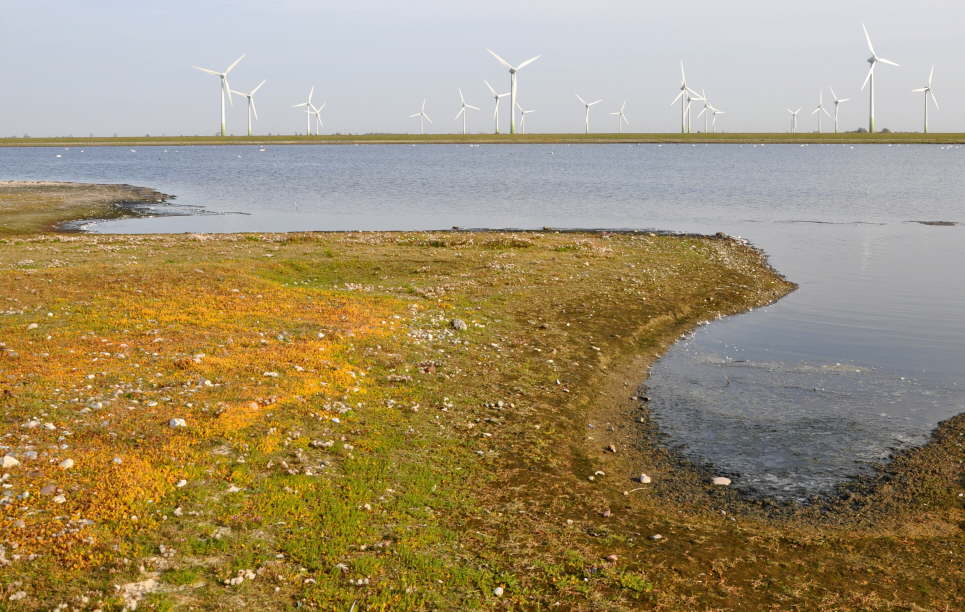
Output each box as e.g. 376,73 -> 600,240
2,143 -> 963,499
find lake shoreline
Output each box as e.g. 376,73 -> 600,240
0,182 -> 960,609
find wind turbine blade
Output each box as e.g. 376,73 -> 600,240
308,86 -> 315,103
193,66 -> 220,75
225,54 -> 246,74
409,113 -> 421,118
680,60 -> 686,84
421,99 -> 427,111
455,108 -> 464,120
223,77 -> 233,105
697,107 -> 707,118
829,86 -> 837,101
424,114 -> 432,124
686,87 -> 702,98
878,57 -> 899,67
486,49 -> 513,70
576,94 -> 587,105
620,101 -> 626,112
861,64 -> 875,91
516,55 -> 541,70
823,108 -> 831,118
812,107 -> 820,115
589,99 -> 603,106
458,88 -> 465,103
251,98 -> 258,120
319,102 -> 326,112
862,23 -> 876,56
840,97 -> 850,103
671,91 -> 684,105
230,90 -> 245,96
484,80 -> 496,96
467,104 -> 480,111
930,90 -> 939,110
911,87 -> 927,93
251,80 -> 266,95
928,65 -> 934,87
609,112 -> 619,116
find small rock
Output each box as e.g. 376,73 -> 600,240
52,494 -> 67,504
604,554 -> 619,562
168,418 -> 187,428
2,455 -> 20,469
605,444 -> 617,453
650,534 -> 664,541
58,458 -> 75,470
711,476 -> 732,486
227,485 -> 242,493
27,323 -> 39,330
40,484 -> 58,496
493,586 -> 504,597
451,319 -> 468,331
601,508 -> 612,518
112,456 -> 123,465
176,479 -> 188,488
637,473 -> 652,484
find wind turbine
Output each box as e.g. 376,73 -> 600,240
787,108 -> 802,134
409,99 -> 432,134
710,107 -> 725,133
486,49 -> 541,134
671,61 -> 701,134
811,91 -> 831,133
455,89 -> 480,135
685,89 -> 705,134
828,87 -> 850,133
310,102 -> 326,136
516,102 -> 535,134
576,95 -> 603,134
860,23 -> 899,133
911,66 -> 939,134
696,90 -> 713,133
609,101 -> 629,134
292,87 -> 315,136
484,80 -> 510,134
192,54 -> 245,137
231,80 -> 266,137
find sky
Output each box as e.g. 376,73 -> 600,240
1,0 -> 963,136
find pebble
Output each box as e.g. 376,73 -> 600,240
2,455 -> 20,468
175,479 -> 188,488
112,456 -> 123,465
711,476 -> 732,486
168,418 -> 187,428
27,323 -> 39,330
52,494 -> 67,504
637,473 -> 652,484
605,444 -> 617,453
650,534 -> 664,541
604,554 -> 619,562
58,458 -> 75,470
493,586 -> 504,597
451,319 -> 468,331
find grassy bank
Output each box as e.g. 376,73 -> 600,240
0,186 -> 961,610
3,132 -> 965,147
0,182 -> 169,234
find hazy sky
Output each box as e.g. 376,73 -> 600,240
2,0 -> 963,136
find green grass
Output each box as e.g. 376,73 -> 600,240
3,132 -> 965,147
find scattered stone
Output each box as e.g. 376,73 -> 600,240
605,444 -> 617,453
112,456 -> 123,465
604,554 -> 619,562
650,534 -> 664,541
175,479 -> 188,488
493,586 -> 504,597
27,323 -> 39,330
601,509 -> 612,518
1,455 -> 20,469
52,494 -> 66,504
227,485 -> 242,493
8,591 -> 27,602
711,476 -> 732,486
168,418 -> 187,428
40,484 -> 58,496
637,473 -> 652,484
58,458 -> 75,470
450,319 -> 468,331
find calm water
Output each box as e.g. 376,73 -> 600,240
2,143 -> 963,499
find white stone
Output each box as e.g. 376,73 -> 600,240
168,418 -> 187,428
27,323 -> 39,330
52,494 -> 67,504
58,458 -> 74,470
493,586 -> 504,597
175,479 -> 188,488
638,473 -> 652,484
1,455 -> 20,469
711,476 -> 732,486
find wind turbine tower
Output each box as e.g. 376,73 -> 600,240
192,54 -> 245,137
486,49 -> 541,134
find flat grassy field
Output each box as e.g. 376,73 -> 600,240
3,132 -> 965,147
0,184 -> 961,610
